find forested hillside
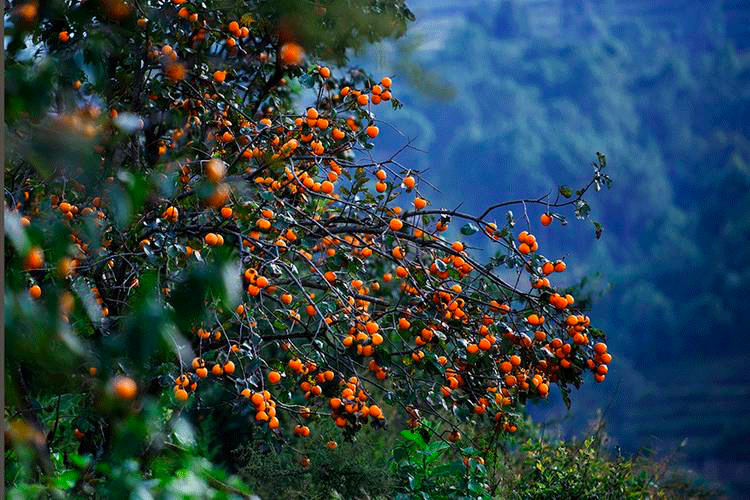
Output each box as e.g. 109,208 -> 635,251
361,0 -> 750,495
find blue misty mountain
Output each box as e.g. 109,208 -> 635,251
356,0 -> 750,496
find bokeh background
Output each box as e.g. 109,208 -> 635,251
355,0 -> 750,496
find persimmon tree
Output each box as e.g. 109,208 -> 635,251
5,0 -> 613,489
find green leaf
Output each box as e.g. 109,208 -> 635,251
400,429 -> 425,447
593,221 -> 603,239
460,223 -> 479,235
408,474 -> 422,490
575,200 -> 591,220
467,479 -> 483,494
595,152 -> 607,169
427,441 -> 451,453
70,453 -> 92,469
559,185 -> 573,198
560,385 -> 572,410
53,470 -> 79,490
299,74 -> 315,88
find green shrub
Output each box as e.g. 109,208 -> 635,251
235,420 -> 395,500
391,422 -> 491,500
489,419 -> 718,500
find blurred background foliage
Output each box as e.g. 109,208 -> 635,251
354,0 -> 750,496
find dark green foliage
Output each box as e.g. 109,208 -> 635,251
236,421 -> 395,499
254,0 -> 414,65
391,422 -> 490,500
491,422 -> 717,500
4,394 -> 253,499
